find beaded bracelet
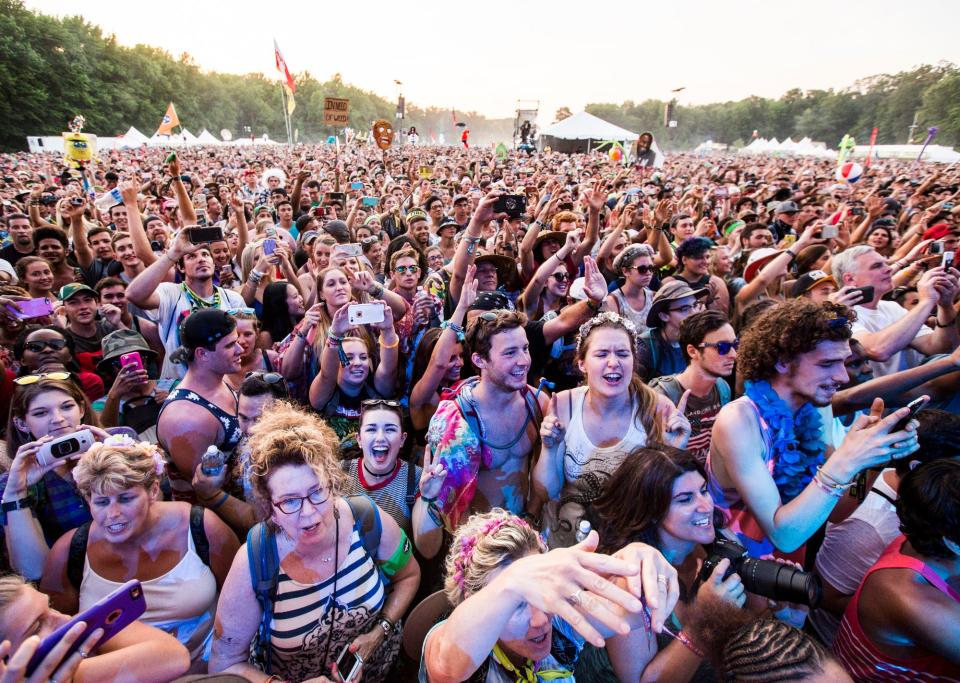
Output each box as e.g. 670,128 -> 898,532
676,630 -> 704,658
440,320 -> 465,342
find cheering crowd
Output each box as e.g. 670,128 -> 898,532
0,139 -> 958,683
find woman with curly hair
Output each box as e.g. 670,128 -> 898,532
532,312 -> 691,548
39,435 -> 238,672
210,401 -> 420,683
420,508 -> 679,683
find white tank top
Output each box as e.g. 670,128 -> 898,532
610,287 -> 653,334
79,518 -> 218,672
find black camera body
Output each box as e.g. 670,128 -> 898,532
698,537 -> 822,608
494,194 -> 527,219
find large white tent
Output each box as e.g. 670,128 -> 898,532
851,144 -> 960,164
539,111 -> 638,153
118,126 -> 149,147
197,129 -> 222,145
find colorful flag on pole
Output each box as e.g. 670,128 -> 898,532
274,39 -> 297,93
284,85 -> 296,116
156,103 -> 180,135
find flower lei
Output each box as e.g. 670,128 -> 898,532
744,379 -> 825,502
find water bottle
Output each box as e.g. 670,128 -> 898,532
200,445 -> 225,476
575,519 -> 592,543
93,188 -> 123,213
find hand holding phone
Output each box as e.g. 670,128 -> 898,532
335,643 -> 363,683
891,396 -> 929,433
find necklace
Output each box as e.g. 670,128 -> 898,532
361,458 -> 396,483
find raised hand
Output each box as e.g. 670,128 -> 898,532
661,391 -> 692,449
419,443 -> 448,502
540,394 -> 565,450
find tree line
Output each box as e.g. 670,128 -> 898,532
1,0 -> 957,153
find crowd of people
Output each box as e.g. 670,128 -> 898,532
0,138 -> 958,683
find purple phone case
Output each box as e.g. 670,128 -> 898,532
26,580 -> 145,675
9,297 -> 53,320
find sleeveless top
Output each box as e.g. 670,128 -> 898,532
706,395 -> 804,561
268,527 -> 399,683
78,520 -> 218,672
610,287 -> 653,335
834,536 -> 960,682
546,387 -> 647,548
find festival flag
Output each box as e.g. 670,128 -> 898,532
274,39 -> 297,93
285,85 -> 296,116
156,103 -> 180,135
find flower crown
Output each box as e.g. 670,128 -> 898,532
575,311 -> 639,357
452,516 -> 538,593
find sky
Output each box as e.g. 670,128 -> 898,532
24,0 -> 960,126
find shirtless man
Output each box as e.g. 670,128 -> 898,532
426,309 -> 548,529
707,299 -> 924,560
156,309 -> 244,503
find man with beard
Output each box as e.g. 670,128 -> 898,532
157,309 -> 244,503
707,300 -> 923,561
635,131 -> 657,167
0,213 -> 36,266
426,309 -> 549,530
125,228 -> 245,378
32,225 -> 78,290
405,208 -> 432,251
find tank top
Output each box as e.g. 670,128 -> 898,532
834,536 -> 960,682
546,387 -> 647,548
78,519 -> 218,672
268,527 -> 399,683
706,396 -> 804,562
610,287 -> 653,334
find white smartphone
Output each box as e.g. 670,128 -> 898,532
348,303 -> 385,326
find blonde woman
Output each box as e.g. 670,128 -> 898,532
40,435 -> 239,673
420,509 -> 679,683
210,402 -> 420,682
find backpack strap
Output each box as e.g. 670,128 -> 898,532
67,521 -> 92,591
189,505 -> 211,569
649,375 -> 683,405
717,377 -> 732,405
245,522 -> 279,675
405,460 -> 418,511
345,494 -> 382,558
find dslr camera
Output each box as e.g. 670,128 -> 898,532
697,537 -> 822,607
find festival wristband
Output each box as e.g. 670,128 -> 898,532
379,530 -> 413,578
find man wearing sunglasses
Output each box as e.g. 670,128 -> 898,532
650,311 -> 736,463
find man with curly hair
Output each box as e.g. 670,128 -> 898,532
706,300 -> 923,562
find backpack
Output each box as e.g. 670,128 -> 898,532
246,494 -> 383,674
67,504 -> 209,591
441,376 -> 543,448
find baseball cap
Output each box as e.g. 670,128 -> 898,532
743,248 -> 781,283
776,200 -> 799,214
452,194 -> 470,205
792,270 -> 837,298
59,283 -> 99,302
468,291 -> 512,312
406,208 -> 428,224
923,223 -> 954,241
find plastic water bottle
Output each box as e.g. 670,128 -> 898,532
200,445 -> 225,476
575,520 -> 592,543
93,188 -> 123,213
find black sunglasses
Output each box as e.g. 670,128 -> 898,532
699,339 -> 739,355
551,272 -> 573,282
24,338 -> 68,353
628,265 -> 656,274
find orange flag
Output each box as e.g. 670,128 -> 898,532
156,103 -> 180,135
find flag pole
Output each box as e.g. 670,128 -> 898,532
279,82 -> 292,145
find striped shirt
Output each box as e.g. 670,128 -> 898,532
268,527 -> 386,682
344,458 -> 421,535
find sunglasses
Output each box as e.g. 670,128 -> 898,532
551,272 -> 573,283
245,371 -> 287,388
393,265 -> 420,275
226,307 -> 256,316
628,265 -> 656,274
361,398 -> 402,414
14,371 -> 72,386
699,339 -> 740,355
23,338 -> 68,354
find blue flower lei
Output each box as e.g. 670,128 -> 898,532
744,379 -> 825,502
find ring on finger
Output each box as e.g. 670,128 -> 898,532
567,589 -> 584,607
657,574 -> 668,586
78,649 -> 89,658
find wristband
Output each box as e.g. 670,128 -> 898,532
207,491 -> 229,510
586,299 -> 602,313
676,630 -> 704,658
295,329 -> 308,341
1,496 -> 34,513
936,318 -> 956,328
440,320 -> 465,342
379,335 -> 399,349
419,493 -> 438,504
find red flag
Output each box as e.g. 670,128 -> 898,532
273,39 -> 296,93
865,127 -> 879,168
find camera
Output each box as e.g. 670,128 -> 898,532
36,429 -> 95,468
494,194 -> 527,219
697,537 -> 822,607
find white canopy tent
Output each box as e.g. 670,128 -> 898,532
851,144 -> 960,164
539,111 -> 638,154
197,129 -> 222,145
180,128 -> 200,145
118,126 -> 149,147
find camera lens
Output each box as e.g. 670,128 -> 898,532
53,438 -> 79,458
738,557 -> 822,607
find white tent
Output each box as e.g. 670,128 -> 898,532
851,144 -> 960,164
197,129 -> 222,145
118,126 -> 149,147
180,128 -> 199,145
539,111 -> 639,154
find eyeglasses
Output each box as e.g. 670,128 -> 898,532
14,371 -> 72,386
699,339 -> 739,355
628,265 -> 656,274
393,265 -> 420,274
668,302 -> 704,315
23,338 -> 68,354
551,272 -> 573,283
272,487 -> 331,515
